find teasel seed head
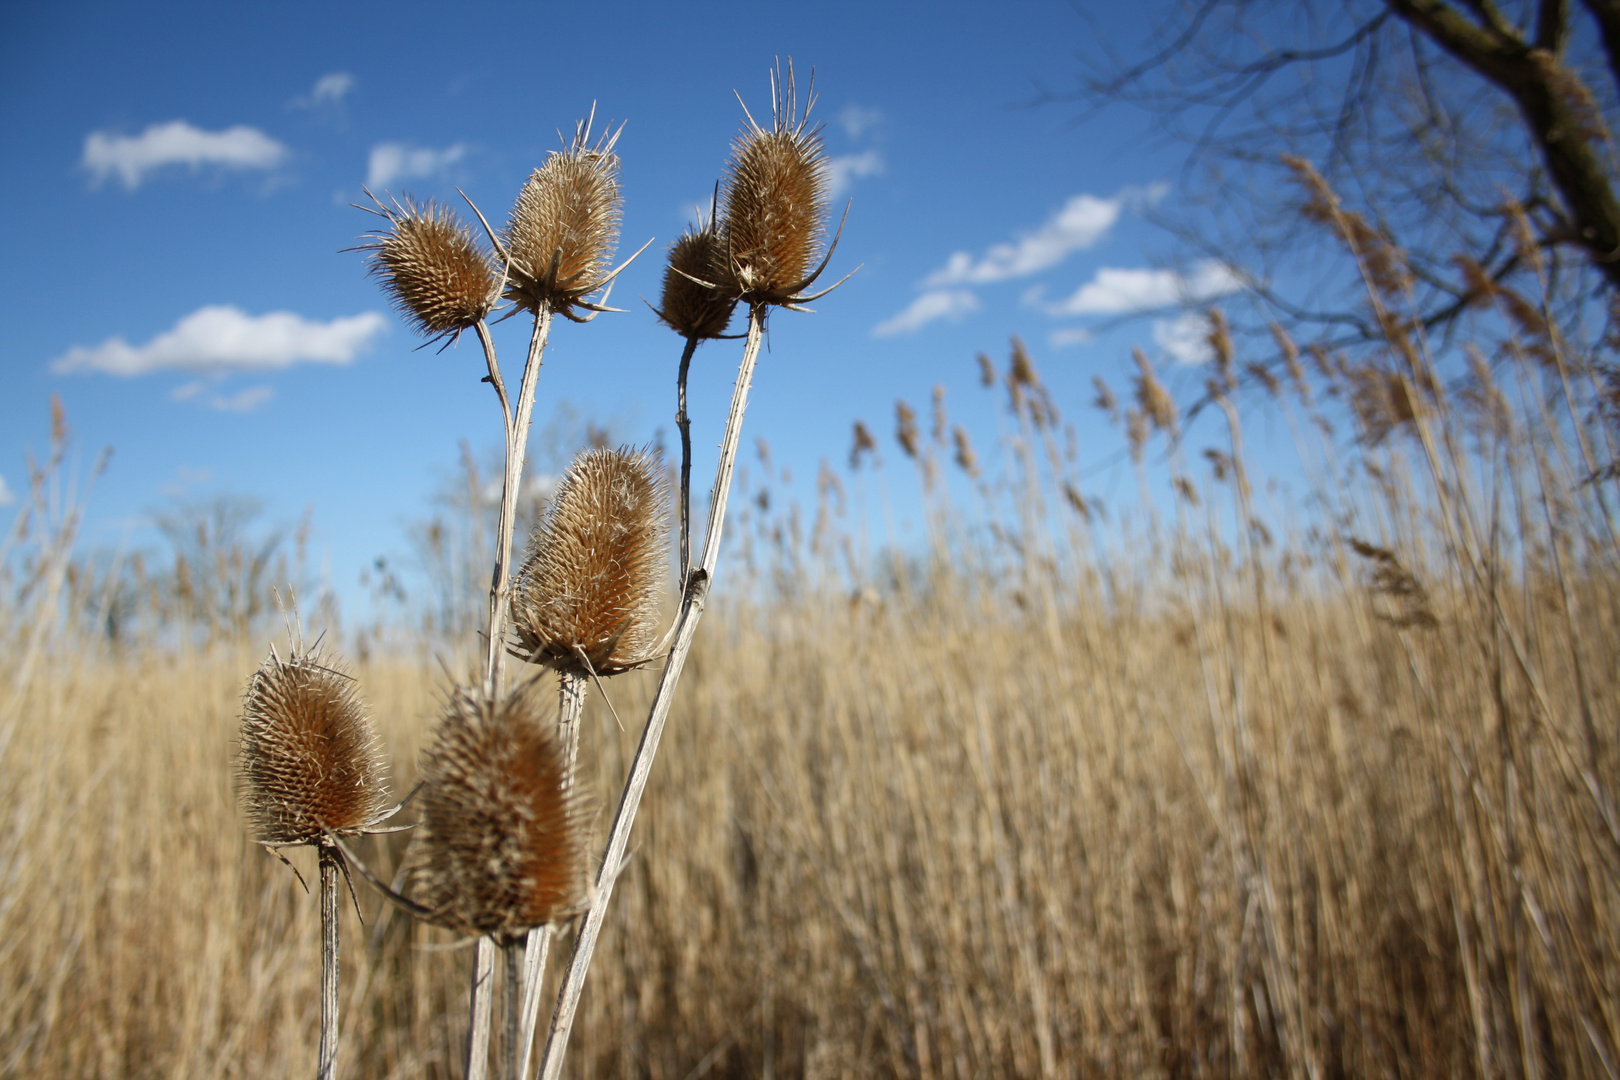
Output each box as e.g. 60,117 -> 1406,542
358,193 -> 499,343
510,446 -> 669,677
717,61 -> 833,307
656,212 -> 737,340
239,648 -> 389,847
413,686 -> 589,942
504,116 -> 623,319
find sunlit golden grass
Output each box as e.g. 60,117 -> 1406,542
3,531 -> 1616,1078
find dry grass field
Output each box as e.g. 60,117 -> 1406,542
3,219 -> 1619,1076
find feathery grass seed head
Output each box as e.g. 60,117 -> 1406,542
505,121 -> 623,317
239,649 -> 388,846
510,447 -> 669,676
717,64 -> 829,305
360,195 -> 498,341
413,688 -> 588,941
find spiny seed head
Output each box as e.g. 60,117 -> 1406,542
239,649 -> 388,846
360,195 -> 498,341
505,120 -> 623,317
717,64 -> 829,305
658,224 -> 736,340
510,447 -> 669,676
413,687 -> 588,941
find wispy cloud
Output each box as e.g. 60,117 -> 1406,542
1049,327 -> 1094,348
923,194 -> 1123,288
366,142 -> 469,189
0,474 -> 14,507
827,149 -> 884,198
1044,260 -> 1242,316
171,381 -> 275,411
873,289 -> 981,337
52,306 -> 386,376
838,105 -> 883,141
82,120 -> 287,190
1154,312 -> 1217,364
292,72 -> 356,108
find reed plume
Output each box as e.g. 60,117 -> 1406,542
509,447 -> 669,677
413,686 -> 589,943
357,194 -> 499,344
504,118 -> 624,320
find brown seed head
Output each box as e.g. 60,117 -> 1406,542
510,447 -> 669,676
658,221 -> 736,339
505,120 -> 623,317
413,687 -> 588,941
360,196 -> 498,341
239,649 -> 388,846
717,64 -> 829,305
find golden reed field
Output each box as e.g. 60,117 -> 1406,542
4,200 -> 1620,1077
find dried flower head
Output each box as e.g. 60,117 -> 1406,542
895,400 -> 919,459
657,206 -> 737,340
358,194 -> 499,343
413,687 -> 588,941
239,648 -> 389,846
717,62 -> 835,307
510,447 -> 669,676
505,117 -> 624,319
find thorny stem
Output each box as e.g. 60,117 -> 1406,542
675,336 -> 699,583
318,843 -> 340,1080
466,938 -> 496,1080
504,941 -> 522,1080
514,670 -> 587,1077
537,304 -> 768,1080
482,310 -> 552,696
470,307 -> 551,1080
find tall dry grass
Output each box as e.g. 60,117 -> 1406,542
3,180 -> 1619,1079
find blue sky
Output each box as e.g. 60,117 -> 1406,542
1,0 -> 1255,617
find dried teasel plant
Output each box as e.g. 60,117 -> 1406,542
652,191 -> 738,580
509,446 -> 669,680
505,112 -> 641,323
239,644 -> 400,1080
412,685 -> 590,943
354,192 -> 500,346
714,61 -> 851,310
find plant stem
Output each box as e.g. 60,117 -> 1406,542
536,304 -> 767,1080
675,335 -> 698,583
515,671 -> 588,1076
466,937 -> 496,1080
318,843 -> 340,1080
481,310 -> 553,696
504,941 -> 522,1080
466,309 -> 551,1078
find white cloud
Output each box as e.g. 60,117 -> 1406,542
366,142 -> 469,189
1045,260 -> 1242,316
1050,327 -> 1094,348
1155,312 -> 1216,365
309,72 -> 356,105
82,121 -> 287,190
923,194 -> 1122,287
52,305 -> 386,376
838,105 -> 883,140
827,150 -> 884,198
211,386 -> 274,412
0,474 -> 14,507
873,290 -> 981,337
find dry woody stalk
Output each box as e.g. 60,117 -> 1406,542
358,194 -> 499,343
239,649 -> 389,846
509,447 -> 669,677
413,687 -> 589,942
